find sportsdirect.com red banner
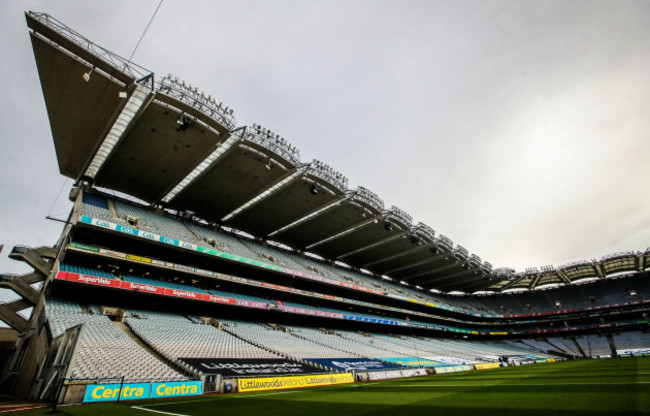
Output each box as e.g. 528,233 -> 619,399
55,271 -> 268,309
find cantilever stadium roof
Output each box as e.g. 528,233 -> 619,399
25,11 -> 650,293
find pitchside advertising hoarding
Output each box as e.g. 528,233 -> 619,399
180,358 -> 322,376
306,358 -> 403,372
380,357 -> 450,367
83,381 -> 202,403
238,373 -> 354,393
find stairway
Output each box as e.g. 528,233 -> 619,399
571,337 -> 587,357
606,334 -> 618,357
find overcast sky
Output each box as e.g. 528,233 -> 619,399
1,0 -> 649,302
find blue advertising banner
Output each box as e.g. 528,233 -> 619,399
83,381 -> 202,403
306,358 -> 404,371
83,383 -> 151,402
150,381 -> 202,398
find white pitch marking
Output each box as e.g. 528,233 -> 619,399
142,389 -> 304,408
131,405 -> 190,416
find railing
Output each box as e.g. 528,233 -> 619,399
27,11 -> 151,80
306,160 -> 349,192
386,206 -> 412,226
157,75 -> 236,129
352,186 -> 384,213
413,222 -> 435,242
244,124 -> 301,165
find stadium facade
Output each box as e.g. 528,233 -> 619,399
0,11 -> 648,401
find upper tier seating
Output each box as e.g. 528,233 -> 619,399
80,194 -> 648,317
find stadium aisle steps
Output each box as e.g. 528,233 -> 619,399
571,337 -> 587,357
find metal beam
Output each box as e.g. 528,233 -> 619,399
363,244 -> 436,268
0,303 -> 30,333
337,231 -> 410,260
305,215 -> 384,250
382,252 -> 448,275
221,167 -> 306,222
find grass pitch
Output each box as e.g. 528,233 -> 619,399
13,357 -> 650,416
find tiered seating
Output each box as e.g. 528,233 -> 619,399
574,335 -> 612,356
546,337 -> 583,356
113,201 -> 198,242
220,320 -> 358,359
183,223 -> 264,260
582,281 -> 627,305
46,298 -> 186,382
613,331 -> 650,352
241,243 -> 313,272
81,193 -> 113,220
125,311 -> 279,367
519,338 -> 556,353
374,334 -> 549,363
290,327 -> 405,358
60,263 -> 114,279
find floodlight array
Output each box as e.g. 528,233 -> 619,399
494,267 -> 516,279
437,235 -> 454,250
469,254 -> 482,266
245,124 -> 301,166
306,160 -> 349,192
387,206 -> 413,227
352,187 -> 384,213
559,260 -> 593,269
600,251 -> 636,261
454,245 -> 469,259
157,74 -> 236,129
413,222 -> 436,242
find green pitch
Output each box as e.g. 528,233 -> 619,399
15,357 -> 650,416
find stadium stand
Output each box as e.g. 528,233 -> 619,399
2,11 -> 649,402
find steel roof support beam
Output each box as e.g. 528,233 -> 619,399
401,262 -> 461,281
268,194 -> 351,238
382,252 -> 448,275
83,84 -> 153,180
337,231 -> 410,260
407,267 -> 478,287
159,132 -> 240,204
362,244 -> 436,268
221,167 -> 306,222
305,215 -> 384,250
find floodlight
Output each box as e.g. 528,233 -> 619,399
82,66 -> 95,82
